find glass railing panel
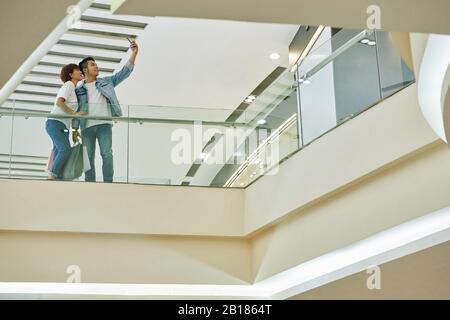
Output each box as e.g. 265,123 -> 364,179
0,101 -> 15,178
218,76 -> 300,187
195,67 -> 301,187
8,102 -> 54,180
374,31 -> 416,98
296,28 -> 372,79
329,31 -> 381,126
246,92 -> 300,164
298,62 -> 339,145
298,29 -> 415,146
127,118 -> 182,185
128,105 -> 248,187
3,104 -> 130,183
224,113 -> 299,187
0,103 -> 257,187
240,70 -> 299,157
240,70 -> 297,125
107,115 -> 129,183
298,29 -> 381,145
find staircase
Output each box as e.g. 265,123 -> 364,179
0,153 -> 48,180
6,0 -> 150,112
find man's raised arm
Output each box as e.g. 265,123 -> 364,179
106,41 -> 139,87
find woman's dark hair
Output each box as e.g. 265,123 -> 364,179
60,64 -> 80,83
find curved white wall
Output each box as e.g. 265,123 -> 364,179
418,34 -> 450,143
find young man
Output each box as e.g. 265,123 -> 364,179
73,41 -> 138,183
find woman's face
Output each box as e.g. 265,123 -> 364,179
70,68 -> 84,82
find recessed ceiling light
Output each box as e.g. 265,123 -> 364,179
245,95 -> 257,103
303,79 -> 311,84
257,119 -> 267,125
367,41 -> 377,46
270,53 -> 281,60
360,39 -> 370,44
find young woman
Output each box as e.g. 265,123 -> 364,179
45,64 -> 85,180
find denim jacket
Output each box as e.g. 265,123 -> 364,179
72,61 -> 134,130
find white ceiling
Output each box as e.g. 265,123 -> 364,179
115,17 -> 299,120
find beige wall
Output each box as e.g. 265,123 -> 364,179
116,0 -> 450,35
251,140 -> 450,282
0,230 -> 251,284
0,180 -> 245,237
0,177 -> 249,285
245,83 -> 439,234
290,240 -> 450,300
246,32 -> 450,284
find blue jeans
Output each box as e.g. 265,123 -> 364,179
45,119 -> 71,179
82,124 -> 114,182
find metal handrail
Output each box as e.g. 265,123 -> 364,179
297,29 -> 374,81
0,109 -> 251,128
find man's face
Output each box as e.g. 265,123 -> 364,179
85,60 -> 99,77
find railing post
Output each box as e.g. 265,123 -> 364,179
8,100 -> 15,178
294,69 -> 304,149
127,105 -> 130,184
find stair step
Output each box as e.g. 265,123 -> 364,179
21,81 -> 61,89
39,60 -> 116,73
80,15 -> 148,29
90,2 -> 111,10
9,93 -> 55,105
57,39 -> 129,52
68,27 -> 138,40
14,90 -> 56,98
47,51 -> 122,64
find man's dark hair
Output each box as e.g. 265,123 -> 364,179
60,64 -> 80,83
79,57 -> 96,76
